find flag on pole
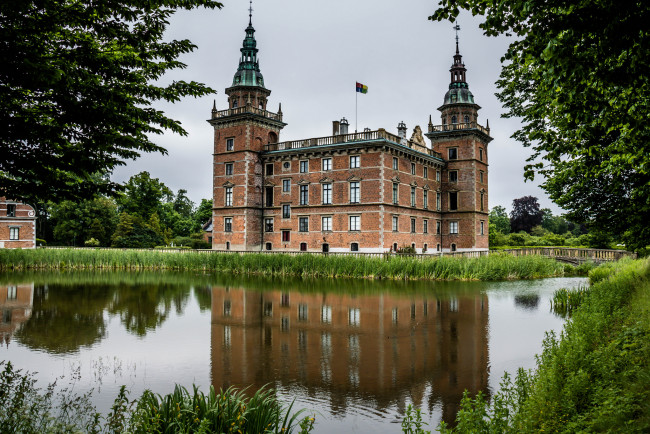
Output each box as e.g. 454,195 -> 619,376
356,82 -> 368,94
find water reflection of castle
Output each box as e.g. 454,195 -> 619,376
0,284 -> 34,346
210,286 -> 489,423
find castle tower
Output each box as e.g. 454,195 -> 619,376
426,33 -> 492,251
208,8 -> 286,251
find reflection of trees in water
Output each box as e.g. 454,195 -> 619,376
16,281 -> 193,353
194,286 -> 213,312
16,284 -> 112,353
514,293 -> 540,310
107,284 -> 190,336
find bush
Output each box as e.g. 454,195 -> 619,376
84,238 -> 100,247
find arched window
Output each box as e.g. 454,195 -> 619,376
464,115 -> 470,124
451,115 -> 457,124
451,243 -> 457,252
226,241 -> 230,251
232,99 -> 238,108
265,242 -> 272,251
268,132 -> 278,144
350,243 -> 359,252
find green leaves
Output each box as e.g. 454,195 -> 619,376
0,0 -> 223,203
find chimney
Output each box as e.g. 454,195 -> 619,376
340,117 -> 349,135
332,120 -> 340,135
397,121 -> 407,139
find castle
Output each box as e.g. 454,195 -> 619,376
208,12 -> 491,253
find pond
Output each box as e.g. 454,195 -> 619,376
0,272 -> 583,432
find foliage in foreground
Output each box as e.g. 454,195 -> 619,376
438,258 -> 650,432
0,249 -> 580,281
431,0 -> 650,250
0,361 -> 313,433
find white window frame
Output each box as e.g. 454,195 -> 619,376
348,308 -> 360,327
411,162 -> 416,175
392,183 -> 399,204
423,190 -> 428,209
9,227 -> 19,240
392,157 -> 399,170
299,160 -> 308,173
282,179 -> 291,192
392,215 -> 398,232
226,138 -> 234,151
299,216 -> 309,232
349,215 -> 360,231
350,155 -> 360,169
282,204 -> 291,218
450,221 -> 459,234
350,181 -> 360,203
225,162 -> 233,175
225,187 -> 233,207
224,217 -> 233,233
300,185 -> 309,205
321,216 -> 332,231
322,157 -> 332,171
322,183 -> 332,205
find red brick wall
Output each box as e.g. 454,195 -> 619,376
0,199 -> 36,249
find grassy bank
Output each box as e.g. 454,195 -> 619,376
0,249 -> 586,280
439,257 -> 650,432
0,361 -> 313,433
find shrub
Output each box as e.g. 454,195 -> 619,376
84,238 -> 100,247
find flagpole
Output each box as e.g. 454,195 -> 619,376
355,89 -> 358,133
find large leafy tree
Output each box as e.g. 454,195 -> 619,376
489,205 -> 510,234
431,0 -> 650,250
510,196 -> 543,233
0,0 -> 222,202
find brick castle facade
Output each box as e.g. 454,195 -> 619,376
0,198 -> 36,249
209,14 -> 491,253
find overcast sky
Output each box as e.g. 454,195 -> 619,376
111,0 -> 562,214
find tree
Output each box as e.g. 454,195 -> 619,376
489,206 -> 510,234
49,197 -> 118,246
0,0 -> 222,203
510,196 -> 543,233
117,172 -> 172,219
431,0 -> 650,250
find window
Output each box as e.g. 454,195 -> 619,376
282,179 -> 290,192
449,171 -> 458,183
322,183 -> 332,204
424,167 -> 428,178
265,218 -> 274,232
265,164 -> 274,176
479,148 -> 484,161
265,186 -> 273,207
449,192 -> 458,210
282,230 -> 290,242
392,183 -> 399,204
480,170 -> 484,183
393,157 -> 399,170
349,308 -> 360,326
9,227 -> 19,240
480,221 -> 485,235
226,138 -> 234,151
436,170 -> 441,182
225,163 -> 233,175
225,187 -> 233,206
349,215 -> 360,231
298,304 -> 308,321
300,242 -> 307,251
300,185 -> 308,205
392,215 -> 398,232
436,221 -> 441,235
393,242 -> 398,251
232,98 -> 238,108
264,302 -> 273,317
322,158 -> 332,171
322,216 -> 332,231
411,162 -> 416,175
224,300 -> 231,317
282,204 -> 290,218
281,293 -> 290,306
226,241 -> 230,250
450,221 -> 459,234
283,161 -> 290,169
7,286 -> 17,300
224,218 -> 232,232
451,115 -> 457,124
411,218 -> 416,233
6,204 -> 16,217
299,217 -> 309,232
266,242 -> 272,250
480,192 -> 485,211
451,243 -> 457,252
436,192 -> 441,211
350,242 -> 359,252
300,160 -> 308,173
424,220 -> 428,234
350,182 -> 360,203
464,115 -> 470,123
437,243 -> 441,251
350,155 -> 360,169
448,148 -> 458,160
321,306 -> 332,324
423,190 -> 428,209
411,186 -> 416,207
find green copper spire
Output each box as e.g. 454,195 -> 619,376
231,1 -> 265,88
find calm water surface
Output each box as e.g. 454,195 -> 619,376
0,272 -> 583,432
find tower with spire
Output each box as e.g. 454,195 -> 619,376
208,3 -> 286,251
425,25 -> 492,251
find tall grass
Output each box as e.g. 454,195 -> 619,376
0,249 -> 576,281
551,285 -> 590,317
438,257 -> 650,432
0,361 -> 314,433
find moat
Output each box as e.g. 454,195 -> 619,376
0,272 -> 582,432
